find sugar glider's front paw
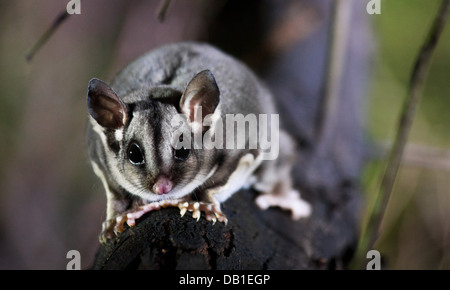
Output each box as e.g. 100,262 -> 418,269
100,219 -> 116,244
255,189 -> 312,220
127,199 -> 228,225
116,200 -> 229,226
99,199 -> 228,243
99,201 -> 165,244
178,201 -> 228,225
99,214 -> 132,244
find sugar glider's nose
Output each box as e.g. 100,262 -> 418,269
153,175 -> 173,195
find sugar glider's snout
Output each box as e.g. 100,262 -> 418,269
152,175 -> 173,195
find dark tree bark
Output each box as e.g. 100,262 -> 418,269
92,184 -> 359,270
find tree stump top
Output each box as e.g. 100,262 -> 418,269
92,184 -> 359,270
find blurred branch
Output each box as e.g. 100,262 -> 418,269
376,142 -> 450,172
157,0 -> 172,22
355,0 -> 450,269
317,0 -> 353,145
25,1 -> 85,62
26,10 -> 69,62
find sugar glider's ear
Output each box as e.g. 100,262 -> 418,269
180,70 -> 220,124
87,78 -> 127,129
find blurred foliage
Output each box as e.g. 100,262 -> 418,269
364,0 -> 450,269
370,0 -> 450,144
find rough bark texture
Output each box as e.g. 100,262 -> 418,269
92,183 -> 359,270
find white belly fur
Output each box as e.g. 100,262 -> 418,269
209,153 -> 262,203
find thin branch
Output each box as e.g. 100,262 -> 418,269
356,0 -> 450,268
376,142 -> 450,172
157,0 -> 172,22
25,9 -> 71,62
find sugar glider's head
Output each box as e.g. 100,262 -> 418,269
87,70 -> 221,202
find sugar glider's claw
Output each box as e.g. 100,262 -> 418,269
99,214 -> 131,244
206,214 -> 217,225
192,209 -> 202,221
178,201 -> 189,217
114,214 -> 128,234
212,204 -> 228,225
192,210 -> 201,221
99,219 -> 117,244
192,202 -> 201,221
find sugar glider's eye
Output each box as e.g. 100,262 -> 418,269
174,145 -> 190,161
174,146 -> 190,161
128,142 -> 145,165
174,134 -> 190,161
